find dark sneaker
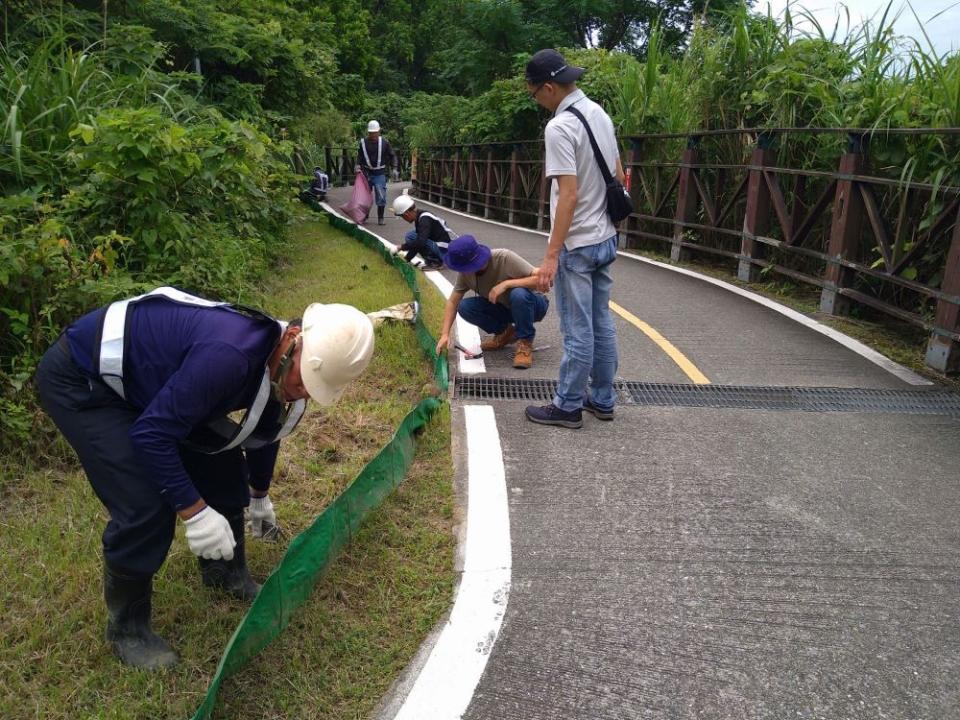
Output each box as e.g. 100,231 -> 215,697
525,403 -> 582,429
422,260 -> 444,271
583,397 -> 614,421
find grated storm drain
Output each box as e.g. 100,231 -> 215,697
454,376 -> 960,416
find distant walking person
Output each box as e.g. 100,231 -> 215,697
391,195 -> 455,270
357,120 -> 397,225
524,49 -> 624,428
435,235 -> 549,369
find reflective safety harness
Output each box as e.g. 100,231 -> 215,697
418,211 -> 455,250
360,137 -> 384,172
96,287 -> 306,453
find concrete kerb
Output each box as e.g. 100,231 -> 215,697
410,197 -> 932,387
319,201 -> 512,720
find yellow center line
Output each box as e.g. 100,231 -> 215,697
608,300 -> 711,385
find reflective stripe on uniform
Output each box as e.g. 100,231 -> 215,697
96,286 -> 297,453
418,211 -> 456,249
360,137 -> 384,170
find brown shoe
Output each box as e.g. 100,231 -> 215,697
513,339 -> 533,369
481,325 -> 516,351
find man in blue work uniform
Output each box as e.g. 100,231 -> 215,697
391,194 -> 455,270
357,120 -> 397,225
35,288 -> 375,670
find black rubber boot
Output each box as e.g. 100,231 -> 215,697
104,563 -> 178,670
198,511 -> 261,601
377,205 -> 385,225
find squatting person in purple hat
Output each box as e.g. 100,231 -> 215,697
524,48 -> 624,428
436,235 -> 549,369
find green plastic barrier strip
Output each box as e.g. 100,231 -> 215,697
191,206 -> 447,719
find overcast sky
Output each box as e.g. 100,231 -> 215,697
759,0 -> 960,55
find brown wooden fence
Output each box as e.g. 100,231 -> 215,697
293,146 -> 412,184
413,129 -> 960,374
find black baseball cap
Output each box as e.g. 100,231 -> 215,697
525,49 -> 585,85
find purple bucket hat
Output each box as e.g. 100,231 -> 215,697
444,235 -> 492,273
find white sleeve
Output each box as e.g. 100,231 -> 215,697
544,121 -> 577,179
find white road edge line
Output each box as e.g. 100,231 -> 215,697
321,201 -> 485,373
391,405 -> 511,720
323,201 -> 509,717
414,197 -> 931,386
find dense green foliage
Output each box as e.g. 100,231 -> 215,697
402,5 -> 959,160
1,13 -> 296,451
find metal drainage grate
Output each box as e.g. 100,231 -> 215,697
455,376 -> 558,403
454,376 -> 960,416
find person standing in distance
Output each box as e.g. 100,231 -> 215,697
524,49 -> 624,429
358,120 -> 398,225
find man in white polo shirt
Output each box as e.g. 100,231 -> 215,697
523,49 -> 624,429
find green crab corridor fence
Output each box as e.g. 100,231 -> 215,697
191,207 -> 449,719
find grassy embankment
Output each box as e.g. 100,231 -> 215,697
0,217 -> 455,719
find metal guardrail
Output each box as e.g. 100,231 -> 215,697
414,128 -> 960,374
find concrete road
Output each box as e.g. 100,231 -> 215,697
324,182 -> 960,720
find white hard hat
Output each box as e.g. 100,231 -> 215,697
367,120 -> 381,133
392,195 -> 415,215
299,303 -> 375,406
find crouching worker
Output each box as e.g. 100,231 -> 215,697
436,235 -> 549,369
34,287 -> 375,670
309,166 -> 329,199
391,195 -> 455,270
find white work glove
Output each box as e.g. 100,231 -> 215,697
184,507 -> 236,560
248,495 -> 277,539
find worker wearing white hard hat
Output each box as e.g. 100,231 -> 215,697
34,289 -> 375,670
357,119 -> 398,225
392,194 -> 457,270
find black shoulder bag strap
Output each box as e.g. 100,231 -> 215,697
565,105 -> 614,184
564,105 -> 633,223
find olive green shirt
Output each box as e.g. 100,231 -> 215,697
453,249 -> 534,308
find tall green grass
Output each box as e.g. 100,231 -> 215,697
610,1 -> 959,186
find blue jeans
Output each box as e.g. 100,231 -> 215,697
458,288 -> 549,341
403,230 -> 446,264
553,235 -> 619,412
369,172 -> 387,207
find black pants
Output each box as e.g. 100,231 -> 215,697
35,339 -> 249,575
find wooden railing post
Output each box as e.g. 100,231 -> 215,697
466,148 -> 476,214
625,138 -> 643,250
926,206 -> 960,373
441,148 -> 448,205
508,146 -> 520,225
536,164 -> 549,231
738,133 -> 775,281
484,149 -> 494,219
341,147 -> 351,185
324,147 -> 333,182
820,133 -> 867,315
451,147 -> 461,209
672,136 -> 701,262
